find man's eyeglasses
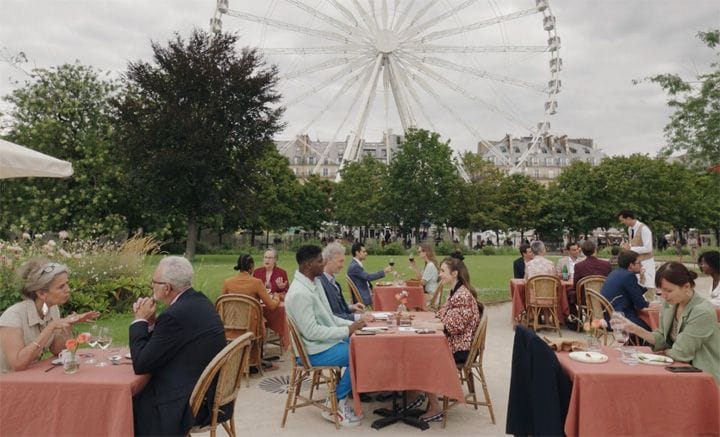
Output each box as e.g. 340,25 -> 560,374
150,280 -> 170,288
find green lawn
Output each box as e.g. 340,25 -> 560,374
93,252 -> 531,345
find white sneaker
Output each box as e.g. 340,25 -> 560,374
341,397 -> 364,422
320,397 -> 362,427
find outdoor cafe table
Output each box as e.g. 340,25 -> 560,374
0,353 -> 150,436
348,311 -> 464,417
639,303 -> 720,330
509,278 -> 572,325
372,284 -> 425,311
264,302 -> 290,350
557,346 -> 720,437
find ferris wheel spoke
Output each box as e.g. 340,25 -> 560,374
381,0 -> 389,30
406,7 -> 539,44
223,8 -> 355,44
398,54 -> 533,133
286,57 -> 374,104
350,0 -> 379,35
398,0 -> 478,41
412,54 -> 547,92
401,44 -> 549,53
282,54 -> 369,80
397,0 -> 438,35
386,55 -> 415,131
282,0 -> 367,42
392,61 -> 437,132
391,0 -> 416,32
397,59 -> 512,167
326,0 -> 360,28
263,46 -> 369,55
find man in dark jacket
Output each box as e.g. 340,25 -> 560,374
320,242 -> 368,321
130,256 -> 227,436
600,250 -> 650,330
513,242 -> 534,279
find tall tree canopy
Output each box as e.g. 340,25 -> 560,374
385,128 -> 462,231
644,29 -> 720,168
0,63 -> 125,238
113,29 -> 284,258
335,155 -> 388,228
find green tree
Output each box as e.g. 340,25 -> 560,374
499,173 -> 545,238
0,63 -> 126,238
642,29 -> 720,168
335,155 -> 388,237
296,175 -> 334,236
113,29 -> 284,259
460,152 -> 506,236
385,128 -> 463,233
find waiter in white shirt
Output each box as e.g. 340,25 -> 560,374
618,209 -> 655,288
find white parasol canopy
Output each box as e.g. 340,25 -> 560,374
0,139 -> 73,179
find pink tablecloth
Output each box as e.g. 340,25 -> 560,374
557,346 -> 720,437
639,305 -> 720,330
0,354 -> 150,436
510,278 -> 572,325
349,312 -> 464,416
372,285 -> 425,311
264,303 -> 290,350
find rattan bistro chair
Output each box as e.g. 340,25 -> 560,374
188,332 -> 253,437
215,294 -> 265,385
575,275 -> 607,331
428,283 -> 446,310
585,288 -> 614,345
345,274 -> 366,307
281,318 -> 343,430
441,312 -> 495,428
525,275 -> 562,336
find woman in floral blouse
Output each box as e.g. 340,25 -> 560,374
420,252 -> 483,422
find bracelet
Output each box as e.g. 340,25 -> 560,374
32,340 -> 42,349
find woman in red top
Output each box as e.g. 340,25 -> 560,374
421,252 -> 482,422
252,248 -> 289,299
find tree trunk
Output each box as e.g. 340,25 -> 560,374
185,214 -> 198,261
250,228 -> 256,247
266,230 -> 270,247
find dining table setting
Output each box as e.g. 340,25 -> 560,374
0,347 -> 149,437
372,283 -> 425,311
348,311 -> 463,429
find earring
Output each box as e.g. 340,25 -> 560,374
41,302 -> 49,317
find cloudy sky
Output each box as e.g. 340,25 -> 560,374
1,0 -> 718,157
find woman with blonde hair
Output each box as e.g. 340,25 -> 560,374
409,243 -> 439,295
0,257 -> 99,373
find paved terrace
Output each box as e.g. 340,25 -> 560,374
197,277 -> 712,437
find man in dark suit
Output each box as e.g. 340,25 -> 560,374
346,242 -> 392,305
320,242 -> 374,321
600,250 -> 650,330
130,256 -> 227,436
513,242 -> 534,279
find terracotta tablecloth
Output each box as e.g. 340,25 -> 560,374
372,285 -> 425,311
639,305 -> 720,330
0,354 -> 150,436
557,346 -> 720,437
264,303 -> 290,350
510,278 -> 572,325
349,312 -> 464,416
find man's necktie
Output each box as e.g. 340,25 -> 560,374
631,228 -> 635,239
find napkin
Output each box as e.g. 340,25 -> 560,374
414,320 -> 444,331
543,336 -> 587,352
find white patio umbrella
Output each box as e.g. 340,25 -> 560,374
0,138 -> 73,179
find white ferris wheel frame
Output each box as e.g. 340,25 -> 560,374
210,0 -> 561,179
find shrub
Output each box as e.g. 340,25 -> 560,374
0,235 -> 159,314
481,246 -> 497,256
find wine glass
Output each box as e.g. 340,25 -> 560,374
95,327 -> 112,367
84,324 -> 99,364
388,257 -> 395,268
613,328 -> 629,356
609,312 -> 625,350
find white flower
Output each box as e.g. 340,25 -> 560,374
22,232 -> 31,240
47,239 -> 57,247
58,249 -> 71,258
34,233 -> 43,240
59,231 -> 69,240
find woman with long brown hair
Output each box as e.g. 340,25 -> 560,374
409,243 -> 439,295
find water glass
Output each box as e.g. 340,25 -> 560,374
84,324 -> 99,364
621,346 -> 639,365
386,313 -> 395,327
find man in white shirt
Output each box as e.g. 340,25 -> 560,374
619,209 -> 655,288
556,241 -> 580,280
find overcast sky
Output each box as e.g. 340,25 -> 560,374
1,0 -> 718,157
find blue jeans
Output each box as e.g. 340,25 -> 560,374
303,339 -> 352,400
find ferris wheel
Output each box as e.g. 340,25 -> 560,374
211,0 -> 561,177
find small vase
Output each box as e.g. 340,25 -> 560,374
586,334 -> 601,352
63,352 -> 80,374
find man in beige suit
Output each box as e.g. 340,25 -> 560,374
618,209 -> 655,288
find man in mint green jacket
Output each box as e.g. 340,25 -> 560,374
285,245 -> 366,427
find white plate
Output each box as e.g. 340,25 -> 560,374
371,312 -> 393,320
569,351 -> 609,364
361,327 -> 388,332
634,353 -> 673,366
397,327 -> 416,332
51,358 -> 62,365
